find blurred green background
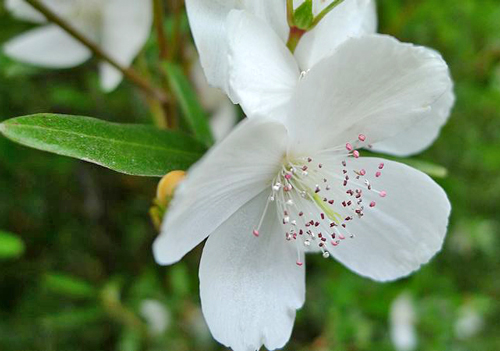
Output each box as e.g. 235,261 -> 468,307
1,0 -> 499,350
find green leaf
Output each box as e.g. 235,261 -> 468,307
0,114 -> 206,177
294,0 -> 314,30
400,159 -> 449,178
42,306 -> 105,330
43,272 -> 97,299
0,230 -> 25,259
164,62 -> 214,146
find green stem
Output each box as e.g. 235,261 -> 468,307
153,0 -> 168,61
286,27 -> 306,53
101,283 -> 149,338
24,0 -> 169,104
286,0 -> 295,27
310,0 -> 345,29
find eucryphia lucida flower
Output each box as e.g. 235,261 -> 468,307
185,0 -> 454,156
3,0 -> 153,92
153,34 -> 452,351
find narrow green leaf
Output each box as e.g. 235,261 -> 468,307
399,159 -> 449,178
0,114 -> 206,177
42,306 -> 105,330
164,62 -> 214,146
43,272 -> 97,299
364,151 -> 449,179
0,230 -> 25,259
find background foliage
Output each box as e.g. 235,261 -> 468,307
0,0 -> 499,350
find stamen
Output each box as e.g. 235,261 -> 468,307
253,132 -> 390,266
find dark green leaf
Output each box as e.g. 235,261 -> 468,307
0,114 -> 206,177
0,230 -> 25,259
164,62 -> 214,146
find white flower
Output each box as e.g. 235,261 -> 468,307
153,35 -> 452,351
3,0 -> 153,92
191,60 -> 238,141
454,304 -> 484,340
140,299 -> 171,335
185,0 -> 454,156
390,293 -> 417,351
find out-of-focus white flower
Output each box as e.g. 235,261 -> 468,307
139,299 -> 170,335
185,0 -> 455,157
3,0 -> 153,92
153,34 -> 452,351
390,293 -> 417,351
454,304 -> 484,340
191,60 -> 237,141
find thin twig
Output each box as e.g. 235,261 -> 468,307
24,0 -> 168,104
153,0 -> 168,60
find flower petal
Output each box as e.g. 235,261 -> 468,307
153,118 -> 288,265
209,99 -> 238,141
370,86 -> 455,156
200,191 -> 305,351
185,0 -> 287,93
99,0 -> 153,91
6,0 -> 46,23
286,35 -> 453,156
227,10 -> 300,119
295,0 -> 377,71
326,158 -> 450,282
3,25 -> 91,68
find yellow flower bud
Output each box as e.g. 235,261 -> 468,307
156,170 -> 186,207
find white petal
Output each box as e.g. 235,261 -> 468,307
98,63 -> 124,93
153,118 -> 288,265
227,10 -> 300,119
242,0 -> 288,41
295,0 -> 377,71
286,35 -> 453,156
200,191 -> 305,351
99,0 -> 153,91
191,58 -> 237,141
326,158 -> 450,282
209,99 -> 238,142
6,0 -> 46,23
3,25 -> 91,68
185,0 -> 287,93
371,86 -> 455,156
191,59 -> 226,111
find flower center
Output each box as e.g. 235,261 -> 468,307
252,135 -> 388,266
